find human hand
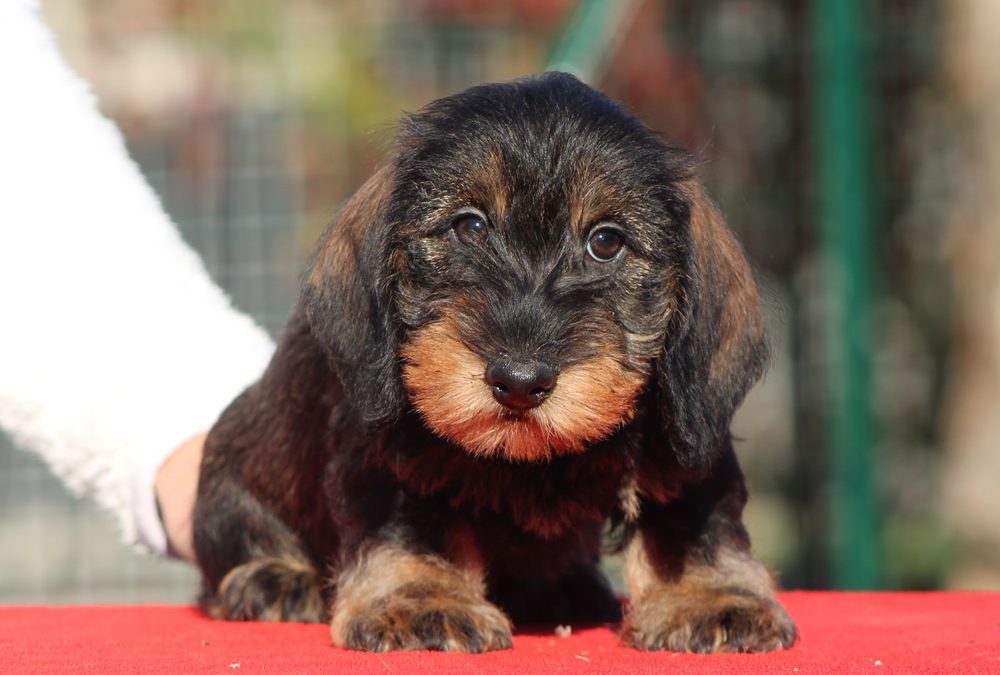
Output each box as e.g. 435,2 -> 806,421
154,432 -> 205,561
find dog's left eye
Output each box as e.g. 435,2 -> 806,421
586,225 -> 625,262
452,211 -> 489,244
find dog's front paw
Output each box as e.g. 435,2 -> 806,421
622,591 -> 797,653
333,586 -> 512,653
205,556 -> 324,623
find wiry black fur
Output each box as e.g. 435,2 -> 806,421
193,72 -> 793,653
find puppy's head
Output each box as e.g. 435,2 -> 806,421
305,73 -> 766,472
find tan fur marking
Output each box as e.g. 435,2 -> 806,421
617,474 -> 643,523
567,156 -> 623,235
622,533 -> 794,653
482,147 -> 508,223
455,147 -> 509,224
401,314 -> 647,461
681,179 -> 765,383
309,165 -> 394,293
209,555 -> 324,623
624,533 -> 776,604
330,543 -> 511,652
568,199 -> 585,232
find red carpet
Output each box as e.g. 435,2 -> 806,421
2,593 -> 998,674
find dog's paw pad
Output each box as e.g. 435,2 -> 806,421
338,592 -> 512,653
623,593 -> 797,653
208,556 -> 323,623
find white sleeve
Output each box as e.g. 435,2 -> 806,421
0,0 -> 276,554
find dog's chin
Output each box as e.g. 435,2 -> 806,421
401,316 -> 649,463
434,405 -> 592,463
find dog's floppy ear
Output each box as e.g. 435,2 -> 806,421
658,179 -> 768,474
302,165 -> 404,427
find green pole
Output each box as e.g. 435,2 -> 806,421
811,0 -> 879,588
544,0 -> 640,84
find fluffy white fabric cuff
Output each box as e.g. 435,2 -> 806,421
0,0 -> 276,553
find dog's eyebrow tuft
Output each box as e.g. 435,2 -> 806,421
463,146 -> 509,223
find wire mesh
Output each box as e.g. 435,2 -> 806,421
0,0 -> 963,603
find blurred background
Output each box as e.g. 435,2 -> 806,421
3,0 -> 999,602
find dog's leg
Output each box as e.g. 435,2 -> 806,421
621,448 -> 796,652
329,537 -> 512,653
194,477 -> 324,623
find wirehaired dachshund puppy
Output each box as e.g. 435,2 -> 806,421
193,72 -> 797,654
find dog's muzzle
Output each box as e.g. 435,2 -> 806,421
485,359 -> 557,411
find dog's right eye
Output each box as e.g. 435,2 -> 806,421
451,211 -> 489,244
586,225 -> 625,262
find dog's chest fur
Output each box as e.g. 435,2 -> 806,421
371,415 -> 638,538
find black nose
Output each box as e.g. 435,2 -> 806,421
486,360 -> 557,410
